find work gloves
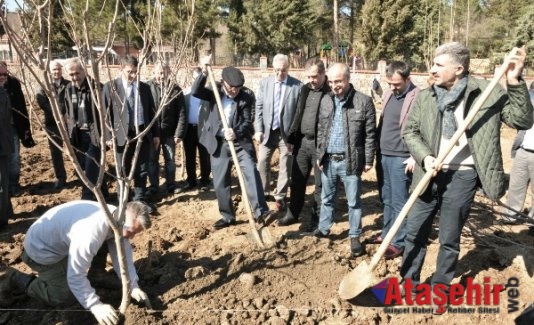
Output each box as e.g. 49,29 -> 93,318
90,304 -> 119,325
90,289 -> 152,325
131,287 -> 152,309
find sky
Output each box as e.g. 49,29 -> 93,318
4,0 -> 21,11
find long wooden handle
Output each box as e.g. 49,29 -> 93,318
205,66 -> 265,248
368,54 -> 511,272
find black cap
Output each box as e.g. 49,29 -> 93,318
221,66 -> 244,87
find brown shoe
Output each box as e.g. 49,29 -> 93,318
371,234 -> 383,244
384,245 -> 404,259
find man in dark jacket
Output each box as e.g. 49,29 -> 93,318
315,63 -> 377,257
146,61 -> 186,195
277,58 -> 330,230
64,59 -> 107,200
36,60 -> 69,190
0,88 -> 14,228
104,55 -> 160,211
400,42 -> 533,314
0,61 -> 35,197
192,60 -> 270,229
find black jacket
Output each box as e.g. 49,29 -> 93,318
191,73 -> 256,158
147,79 -> 186,139
36,77 -> 69,128
4,76 -> 32,144
287,79 -> 330,145
64,77 -> 103,147
317,84 -> 377,175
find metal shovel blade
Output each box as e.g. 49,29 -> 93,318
338,261 -> 374,300
258,226 -> 276,249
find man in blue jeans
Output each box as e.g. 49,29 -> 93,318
375,61 -> 419,259
401,42 -> 533,315
315,63 -> 376,257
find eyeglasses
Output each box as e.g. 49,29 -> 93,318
0,73 -> 8,77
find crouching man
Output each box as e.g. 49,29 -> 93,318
10,200 -> 152,325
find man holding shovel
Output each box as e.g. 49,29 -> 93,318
192,57 -> 271,230
400,42 -> 533,313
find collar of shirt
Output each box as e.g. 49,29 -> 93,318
394,82 -> 414,100
122,79 -> 136,95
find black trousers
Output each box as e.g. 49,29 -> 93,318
117,128 -> 149,201
287,137 -> 321,225
184,124 -> 211,185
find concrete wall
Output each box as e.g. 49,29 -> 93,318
7,62 -> 533,110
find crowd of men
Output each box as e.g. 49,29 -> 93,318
1,41 -> 534,324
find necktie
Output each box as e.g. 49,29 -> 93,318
128,84 -> 136,126
272,81 -> 282,130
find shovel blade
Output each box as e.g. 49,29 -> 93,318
258,227 -> 276,249
339,261 -> 374,300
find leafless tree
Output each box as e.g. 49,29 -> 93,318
0,0 -> 196,315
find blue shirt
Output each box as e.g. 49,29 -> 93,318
327,96 -> 346,154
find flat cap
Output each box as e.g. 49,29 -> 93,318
221,66 -> 245,87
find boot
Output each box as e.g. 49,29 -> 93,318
9,270 -> 34,295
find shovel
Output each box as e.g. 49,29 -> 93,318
338,48 -> 520,300
206,65 -> 275,249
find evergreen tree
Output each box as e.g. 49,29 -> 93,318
227,0 -> 317,58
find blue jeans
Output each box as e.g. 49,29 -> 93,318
148,135 -> 176,191
400,168 -> 478,291
318,157 -> 362,238
380,155 -> 411,249
8,125 -> 20,193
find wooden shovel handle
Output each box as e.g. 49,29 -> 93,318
205,66 -> 265,249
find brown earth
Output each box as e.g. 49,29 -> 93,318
1,124 -> 534,325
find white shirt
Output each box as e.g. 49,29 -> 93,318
439,99 -> 475,169
121,79 -> 144,126
23,200 -> 140,310
185,87 -> 201,125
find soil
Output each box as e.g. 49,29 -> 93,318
1,124 -> 534,325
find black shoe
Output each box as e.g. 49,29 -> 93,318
147,187 -> 158,196
178,183 -> 196,193
276,214 -> 297,226
312,228 -> 328,238
54,179 -> 65,190
9,270 -> 34,295
199,180 -> 211,192
213,218 -> 235,229
350,237 -> 364,257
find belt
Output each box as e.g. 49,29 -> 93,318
521,146 -> 534,154
327,153 -> 345,161
77,122 -> 90,130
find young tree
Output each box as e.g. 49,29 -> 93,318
0,0 -> 195,319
